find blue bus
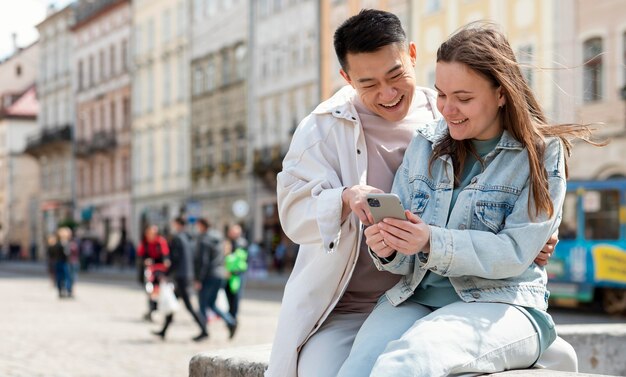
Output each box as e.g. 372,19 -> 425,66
547,179 -> 626,314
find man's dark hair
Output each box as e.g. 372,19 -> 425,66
197,218 -> 210,229
173,217 -> 186,226
334,9 -> 407,71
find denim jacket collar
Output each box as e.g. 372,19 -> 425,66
418,118 -> 524,151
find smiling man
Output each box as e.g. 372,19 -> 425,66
266,9 -> 567,377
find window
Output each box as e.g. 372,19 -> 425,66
163,58 -> 171,106
206,60 -> 216,91
147,18 -> 155,52
110,100 -> 116,129
517,44 -> 533,89
163,9 -> 171,43
121,39 -> 128,71
133,74 -> 142,116
147,65 -> 154,112
134,25 -> 142,56
162,124 -> 170,176
583,189 -> 619,240
177,2 -> 185,36
235,44 -> 246,80
583,37 -> 603,102
177,54 -> 185,101
89,55 -> 94,87
78,60 -> 84,90
99,49 -> 106,80
123,97 -> 130,129
559,192 -> 577,240
178,117 -> 187,173
133,133 -> 141,183
193,66 -> 204,95
222,49 -> 231,85
146,132 -> 154,180
110,44 -> 116,76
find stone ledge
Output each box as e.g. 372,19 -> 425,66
190,325 -> 626,377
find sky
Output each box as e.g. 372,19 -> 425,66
0,0 -> 72,60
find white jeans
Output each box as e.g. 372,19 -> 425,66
297,312 -> 369,377
298,301 -> 577,377
338,298 -> 541,377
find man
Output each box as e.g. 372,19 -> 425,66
152,217 -> 208,341
267,9 -> 570,377
194,218 -> 237,339
224,223 -> 248,322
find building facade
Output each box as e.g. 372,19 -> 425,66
565,0 -> 626,179
249,0 -> 319,247
131,0 -> 191,239
0,86 -> 40,259
190,0 -> 248,234
25,5 -> 76,246
0,41 -> 40,259
73,0 -> 132,249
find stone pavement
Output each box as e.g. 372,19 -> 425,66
0,265 -> 284,377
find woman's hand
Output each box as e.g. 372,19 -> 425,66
534,231 -> 558,266
341,185 -> 384,225
377,210 -> 430,256
364,222 -> 396,258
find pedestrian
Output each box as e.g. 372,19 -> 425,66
224,224 -> 248,321
151,217 -> 208,341
50,227 -> 76,298
267,9 -> 570,377
46,233 -> 58,287
137,224 -> 170,322
337,21 -> 601,376
194,218 -> 237,340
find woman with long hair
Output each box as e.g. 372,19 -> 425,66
337,22 -> 601,377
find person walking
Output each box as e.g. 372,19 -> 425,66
151,217 -> 208,341
224,224 -> 248,322
137,224 -> 170,322
194,218 -> 237,339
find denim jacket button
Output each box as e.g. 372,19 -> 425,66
459,224 -> 466,230
471,292 -> 480,299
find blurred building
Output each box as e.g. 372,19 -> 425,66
72,0 -> 132,248
131,0 -> 190,239
25,4 -> 76,252
190,0 -> 249,233
0,41 -> 40,259
564,0 -> 626,179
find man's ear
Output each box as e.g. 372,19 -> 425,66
340,69 -> 353,87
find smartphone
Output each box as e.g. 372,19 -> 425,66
366,193 -> 407,223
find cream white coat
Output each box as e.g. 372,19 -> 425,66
266,85 -> 438,377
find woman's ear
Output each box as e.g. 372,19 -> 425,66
497,86 -> 506,108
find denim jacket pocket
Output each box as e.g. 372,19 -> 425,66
411,190 -> 430,216
473,201 -> 514,233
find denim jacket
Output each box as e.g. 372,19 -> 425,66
373,119 -> 566,310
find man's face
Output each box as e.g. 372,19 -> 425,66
340,42 -> 417,122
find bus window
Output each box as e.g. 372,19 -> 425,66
559,192 -> 577,240
583,190 -> 620,240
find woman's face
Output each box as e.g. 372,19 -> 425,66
145,226 -> 158,241
435,61 -> 505,141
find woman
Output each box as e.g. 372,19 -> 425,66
337,23 -> 599,377
137,224 -> 170,322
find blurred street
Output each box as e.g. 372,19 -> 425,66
0,263 -> 283,377
2,261 -> 626,377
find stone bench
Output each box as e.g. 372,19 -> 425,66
189,324 -> 626,377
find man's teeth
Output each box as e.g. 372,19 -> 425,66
450,118 -> 468,124
381,96 -> 402,108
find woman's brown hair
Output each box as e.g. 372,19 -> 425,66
430,22 -> 601,219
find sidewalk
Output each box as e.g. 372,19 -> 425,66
0,260 -> 289,290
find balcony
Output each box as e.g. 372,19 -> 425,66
24,125 -> 72,157
75,130 -> 117,158
253,145 -> 285,189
